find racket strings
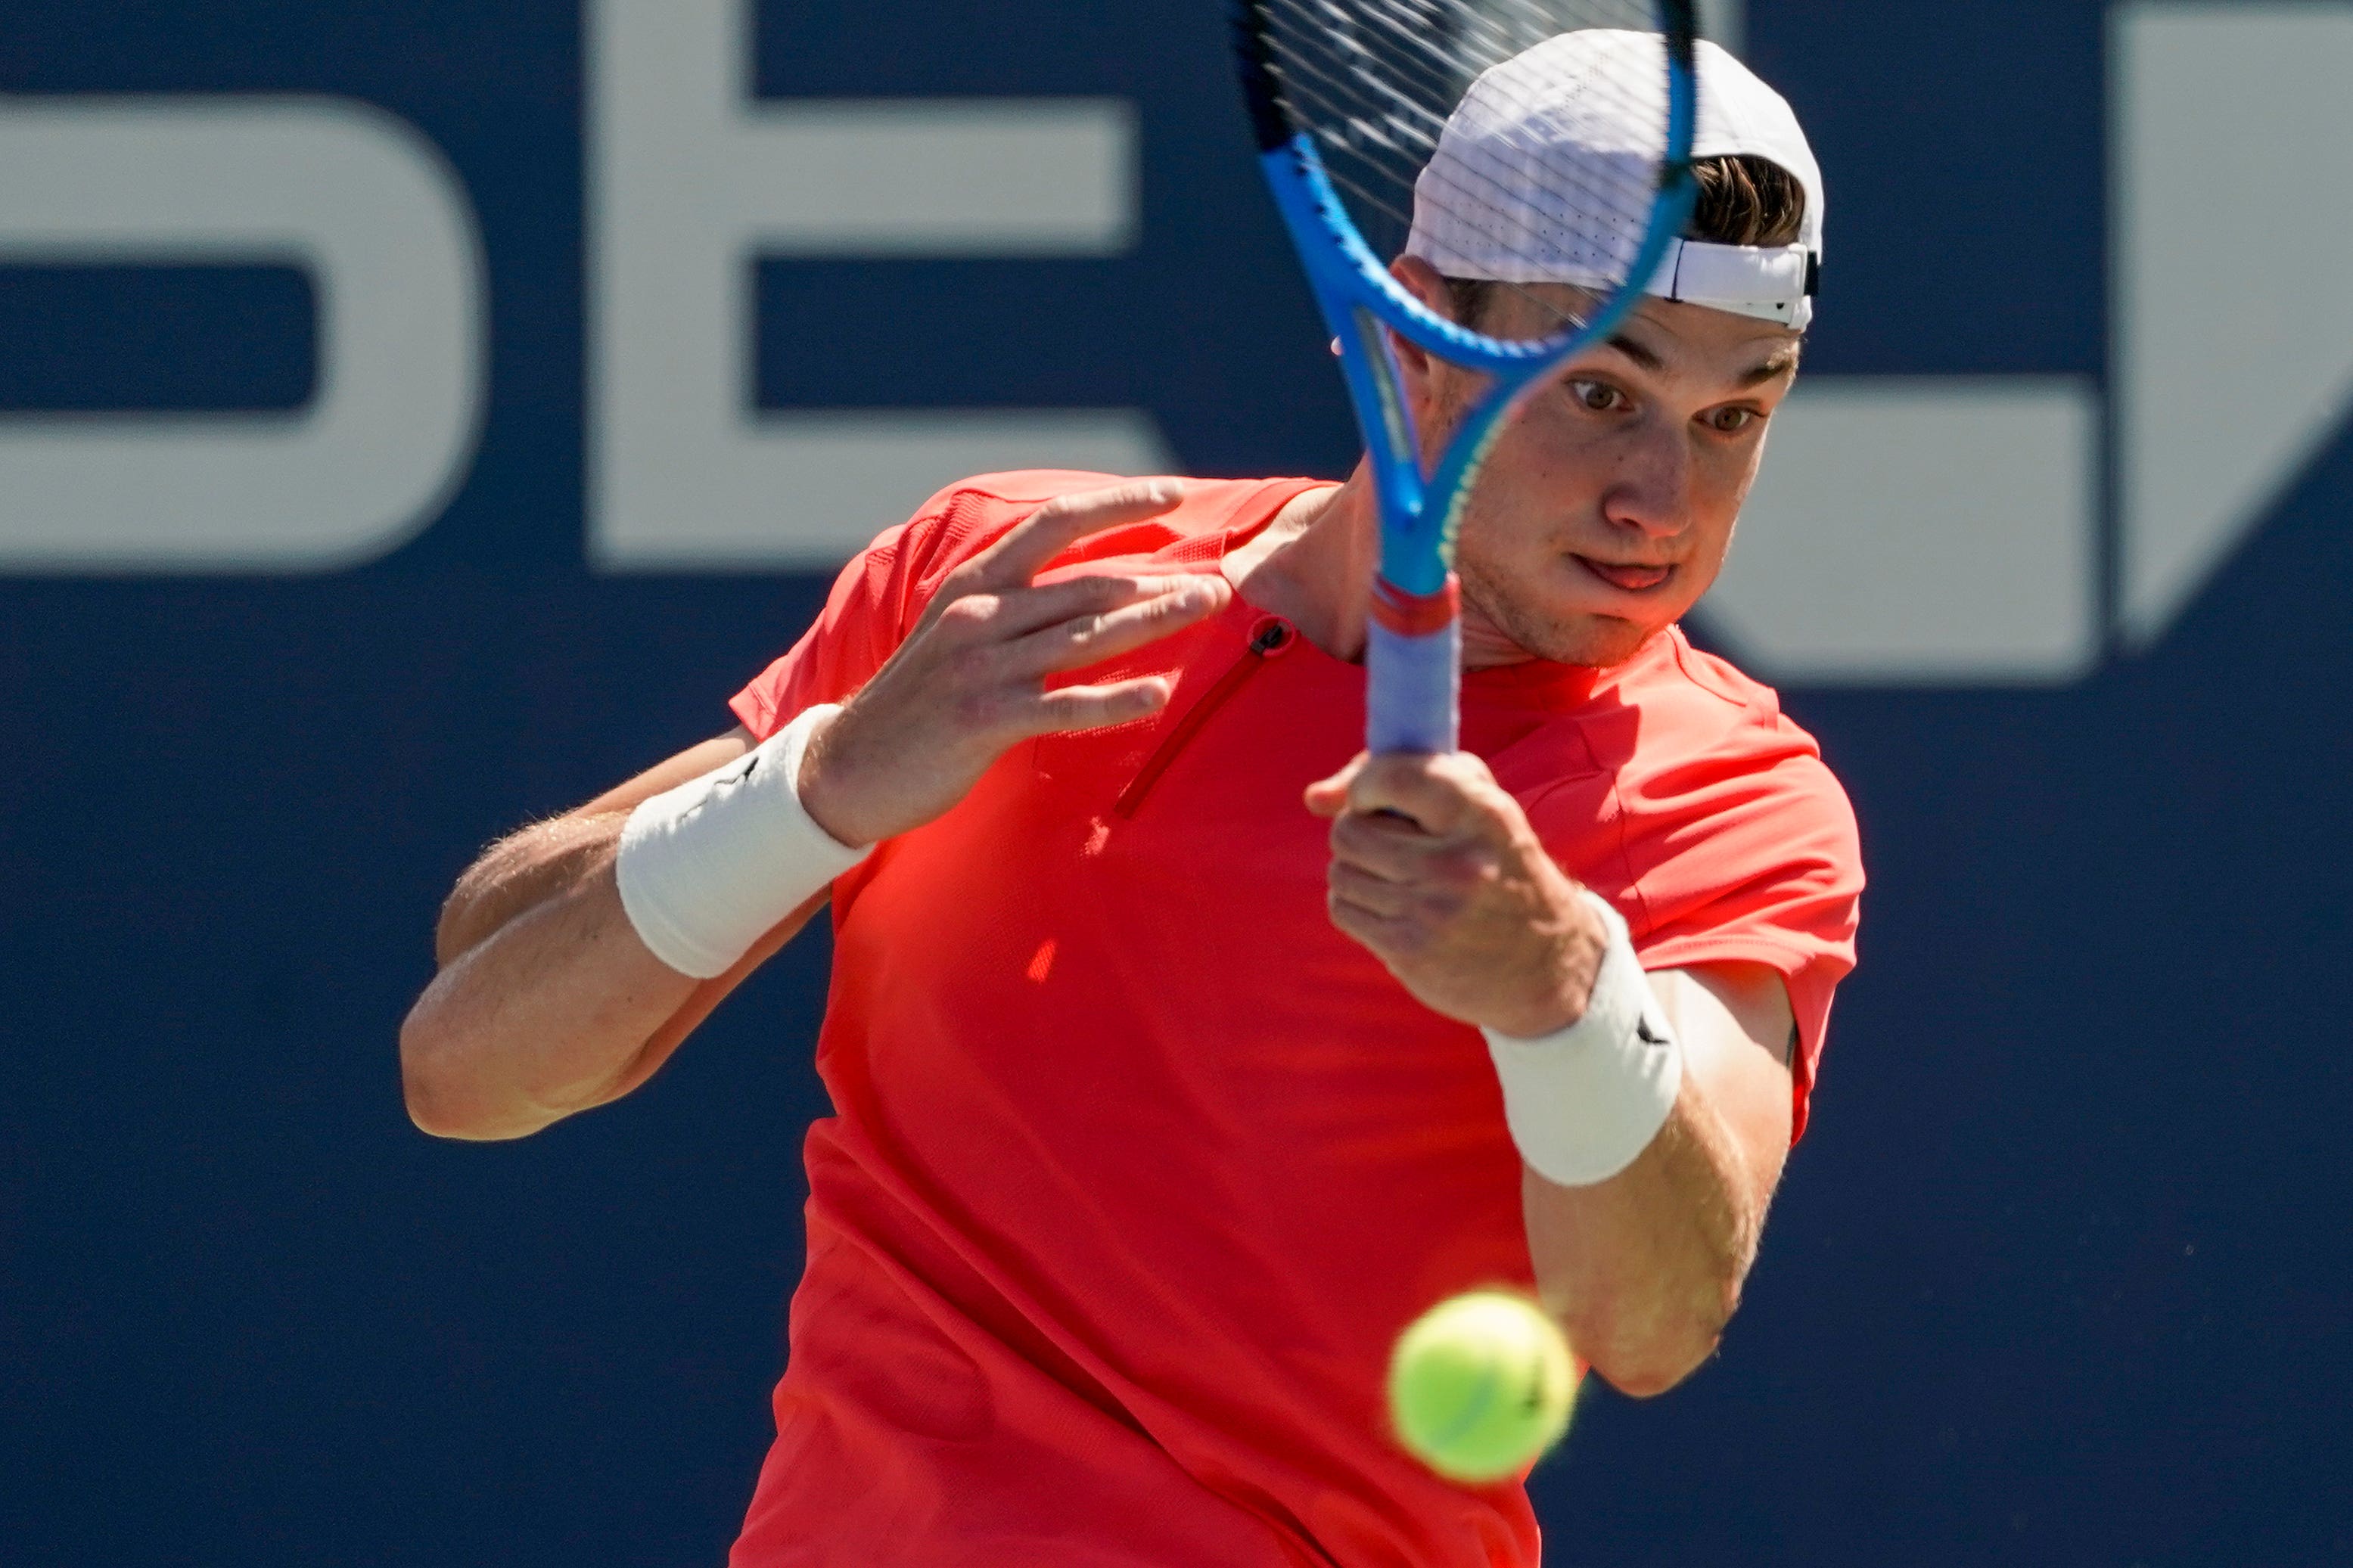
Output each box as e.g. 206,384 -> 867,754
1276,61 -> 1646,267
1267,20 -> 1656,239
1273,71 -> 1643,342
1258,0 -> 1667,346
1273,65 -> 1642,279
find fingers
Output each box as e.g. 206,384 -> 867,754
1304,753 -> 1367,819
967,480 -> 1188,593
1330,753 -> 1501,837
1307,753 -> 1503,833
1002,574 -> 1230,676
983,569 -> 1217,644
1328,809 -> 1481,886
1323,899 -> 1424,961
1027,675 -> 1177,737
1328,860 -> 1418,919
1312,753 -> 1515,937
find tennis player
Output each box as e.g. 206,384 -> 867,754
401,38 -> 1861,1568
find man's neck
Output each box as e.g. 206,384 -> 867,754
1220,464 -> 1534,669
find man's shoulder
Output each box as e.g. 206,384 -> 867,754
897,470 -> 1116,567
1629,626 -> 1789,720
1618,630 -> 1827,762
1515,630 -> 1862,964
1531,628 -> 1855,840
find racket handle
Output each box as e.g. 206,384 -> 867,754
1366,575 -> 1462,755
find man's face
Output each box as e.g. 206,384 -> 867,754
1398,262 -> 1803,669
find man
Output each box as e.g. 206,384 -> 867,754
401,36 -> 1860,1567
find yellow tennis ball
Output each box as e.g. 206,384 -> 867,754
1388,1290 -> 1578,1483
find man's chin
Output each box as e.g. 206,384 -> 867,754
1459,559 -> 1672,664
1553,621 -> 1661,669
1479,602 -> 1665,670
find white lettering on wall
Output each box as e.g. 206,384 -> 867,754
1702,3 -> 2353,682
0,98 -> 486,572
2112,2 -> 2353,647
1702,380 -> 2100,683
585,0 -> 1171,570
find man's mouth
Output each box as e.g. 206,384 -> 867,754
1572,556 -> 1674,593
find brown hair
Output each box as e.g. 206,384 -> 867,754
1688,153 -> 1807,249
1443,154 -> 1808,327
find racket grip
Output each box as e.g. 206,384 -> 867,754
1366,575 -> 1462,755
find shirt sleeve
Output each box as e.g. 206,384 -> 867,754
1616,747 -> 1863,1143
728,483 -> 1028,741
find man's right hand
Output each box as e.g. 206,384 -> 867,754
797,480 -> 1231,848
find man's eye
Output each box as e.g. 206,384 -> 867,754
1707,406 -> 1758,433
1568,380 -> 1625,413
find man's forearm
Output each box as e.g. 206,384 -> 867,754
435,811 -> 628,964
403,845 -> 701,1140
1520,1075 -> 1767,1396
1515,958 -> 1795,1396
405,730 -> 771,1139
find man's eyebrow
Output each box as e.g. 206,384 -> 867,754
1603,333 -> 1665,372
1738,346 -> 1804,387
1593,334 -> 1801,386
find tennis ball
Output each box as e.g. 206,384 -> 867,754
1388,1290 -> 1578,1483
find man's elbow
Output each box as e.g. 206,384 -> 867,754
1585,1323 -> 1724,1399
401,1068 -> 504,1142
1574,1283 -> 1741,1399
399,1008 -> 555,1143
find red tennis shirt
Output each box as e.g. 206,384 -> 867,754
724,473 -> 1862,1566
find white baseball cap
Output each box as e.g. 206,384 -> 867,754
1404,33 -> 1826,331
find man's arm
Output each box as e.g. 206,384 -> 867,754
1519,961 -> 1792,1395
1307,751 -> 1797,1398
400,728 -> 822,1142
432,731 -> 749,965
401,480 -> 1232,1143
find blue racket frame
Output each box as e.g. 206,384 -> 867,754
1244,23 -> 1698,754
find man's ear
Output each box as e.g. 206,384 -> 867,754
1388,254 -> 1462,421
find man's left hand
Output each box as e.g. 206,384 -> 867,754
1305,752 -> 1610,1039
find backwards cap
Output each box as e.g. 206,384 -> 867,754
1404,33 -> 1826,331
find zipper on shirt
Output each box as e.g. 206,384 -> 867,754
1112,614 -> 1296,818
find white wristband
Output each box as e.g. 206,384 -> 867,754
1481,890 -> 1683,1187
614,703 -> 872,980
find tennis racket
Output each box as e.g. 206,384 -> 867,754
1232,1 -> 1699,754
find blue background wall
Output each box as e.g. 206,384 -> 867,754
3,2 -> 2347,1563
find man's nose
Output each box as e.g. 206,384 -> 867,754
1597,421 -> 1692,540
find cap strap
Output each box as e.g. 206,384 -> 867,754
1649,239 -> 1817,330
